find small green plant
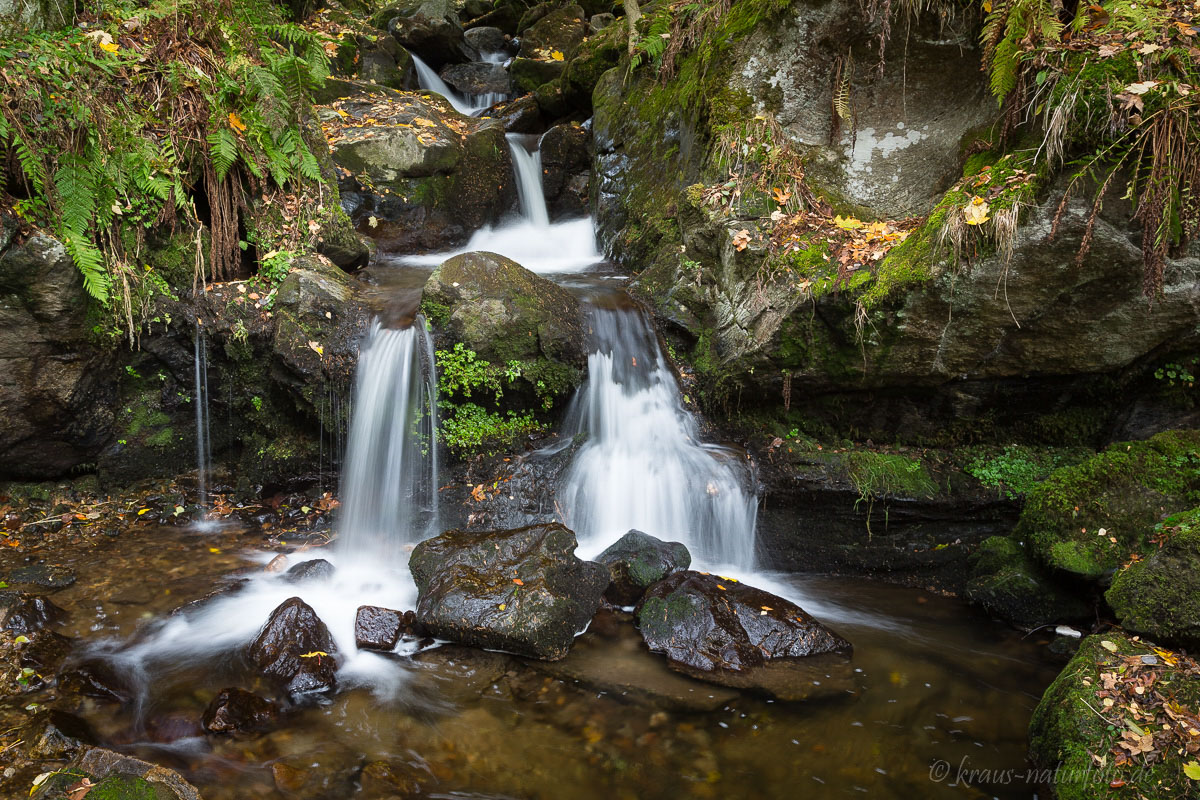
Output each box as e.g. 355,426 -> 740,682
251,396 -> 264,412
435,344 -> 549,456
124,365 -> 141,379
258,249 -> 296,286
845,450 -> 937,537
1154,358 -> 1198,388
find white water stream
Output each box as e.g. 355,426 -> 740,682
410,52 -> 506,116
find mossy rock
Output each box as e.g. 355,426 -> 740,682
1015,430 -> 1200,580
508,56 -> 565,93
1106,508 -> 1200,648
1029,633 -> 1200,800
518,3 -> 587,58
421,251 -> 586,371
965,536 -> 1089,629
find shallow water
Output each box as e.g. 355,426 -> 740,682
13,524 -> 1060,800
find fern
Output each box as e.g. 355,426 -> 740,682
63,234 -> 109,303
54,157 -> 97,237
208,128 -> 240,181
13,135 -> 46,194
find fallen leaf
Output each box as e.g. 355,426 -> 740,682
308,341 -> 324,356
834,215 -> 863,230
550,50 -> 565,61
1138,42 -> 1162,55
513,578 -> 524,586
1185,762 -> 1200,780
1126,80 -> 1160,95
963,196 -> 991,226
228,112 -> 247,133
1102,639 -> 1119,652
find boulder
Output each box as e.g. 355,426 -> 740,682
2,594 -> 66,633
439,61 -> 511,96
202,687 -> 280,734
357,35 -> 413,90
0,0 -> 71,34
1107,508 -> 1200,648
495,94 -> 544,133
508,56 -> 565,93
410,523 -> 608,659
60,659 -> 134,703
328,90 -> 515,251
595,530 -> 691,606
354,605 -> 417,651
539,122 -> 590,218
636,571 -> 852,698
421,251 -> 586,370
463,25 -> 510,56
21,710 -> 95,760
284,558 -> 335,583
588,12 -> 614,32
30,748 -> 202,800
384,0 -> 476,68
518,3 -> 587,58
246,597 -> 338,698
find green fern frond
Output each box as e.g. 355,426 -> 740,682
13,135 -> 46,194
63,233 -> 109,303
54,157 -> 97,237
208,127 -> 240,181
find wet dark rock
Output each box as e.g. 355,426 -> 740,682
2,594 -> 67,633
965,536 -> 1089,629
495,94 -> 544,133
60,659 -> 134,703
595,530 -> 691,606
354,605 -> 416,651
463,25 -> 510,56
202,687 -> 280,734
360,760 -> 426,796
440,61 -> 510,95
509,56 -> 565,93
246,597 -> 338,699
410,523 -> 608,660
6,563 -> 76,590
21,710 -> 96,760
144,712 -> 204,744
411,643 -> 514,699
17,628 -> 72,674
384,0 -> 476,68
284,558 -> 335,583
636,571 -> 853,699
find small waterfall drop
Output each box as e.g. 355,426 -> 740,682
410,52 -> 505,116
558,304 -> 758,569
192,325 -> 213,522
507,133 -> 550,227
338,319 -> 439,563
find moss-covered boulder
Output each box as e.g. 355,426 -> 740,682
518,3 -> 586,58
965,536 -> 1089,629
1015,431 -> 1200,580
1030,633 -> 1200,800
421,251 -> 587,374
1107,508 -> 1200,648
32,747 -> 202,800
380,0 -> 475,67
326,89 -> 515,251
508,55 -> 565,93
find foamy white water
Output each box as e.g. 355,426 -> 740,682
508,133 -> 550,227
410,52 -> 506,116
559,306 -> 759,569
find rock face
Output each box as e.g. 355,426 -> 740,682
246,597 -> 338,698
539,122 -> 591,219
518,3 -> 587,58
964,536 -> 1089,629
202,687 -> 280,734
636,571 -> 852,696
410,523 -> 609,660
354,605 -> 417,651
284,558 -> 335,583
21,710 -> 95,760
595,530 -> 691,606
422,251 -> 586,370
383,0 -> 476,67
0,215 -> 115,479
1107,508 -> 1200,648
329,90 -> 515,252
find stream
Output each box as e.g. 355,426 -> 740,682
4,75 -> 1065,800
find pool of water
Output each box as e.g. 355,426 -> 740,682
6,523 -> 1061,799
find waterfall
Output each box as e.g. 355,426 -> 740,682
557,304 -> 759,569
410,52 -> 504,116
507,133 -> 550,227
337,319 -> 439,563
192,326 -> 212,521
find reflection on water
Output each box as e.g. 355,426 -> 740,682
17,525 -> 1059,800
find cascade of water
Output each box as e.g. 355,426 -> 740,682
192,326 -> 212,518
557,304 -> 758,569
410,52 -> 505,116
337,319 -> 439,563
506,133 -> 550,227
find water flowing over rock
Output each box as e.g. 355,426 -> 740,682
202,687 -> 280,734
595,530 -> 691,606
410,523 -> 609,660
383,0 -> 476,67
246,597 -> 338,699
2,594 -> 67,634
284,558 -> 336,583
636,571 -> 852,698
440,61 -> 511,96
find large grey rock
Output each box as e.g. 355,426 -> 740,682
246,597 -> 338,699
595,530 -> 691,605
0,0 -> 72,34
410,523 -> 608,659
463,25 -> 511,56
440,61 -> 511,95
384,0 -> 476,67
518,3 -> 587,58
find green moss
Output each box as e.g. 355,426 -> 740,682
844,450 -> 937,500
1106,508 -> 1200,648
965,535 -> 1090,627
964,444 -> 1091,499
1015,430 -> 1200,579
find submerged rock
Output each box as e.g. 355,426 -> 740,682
410,523 -> 608,660
17,629 -> 73,674
595,530 -> 691,606
202,687 -> 280,734
636,571 -> 852,699
21,709 -> 96,760
6,563 -> 76,590
60,659 -> 134,703
284,558 -> 335,583
246,597 -> 338,699
2,594 -> 67,633
354,605 -> 416,651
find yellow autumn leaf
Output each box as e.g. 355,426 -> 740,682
413,117 -> 437,127
308,340 -> 324,356
963,195 -> 991,226
550,50 -> 565,61
833,215 -> 863,230
300,651 -> 329,658
982,0 -> 992,11
228,112 -> 247,133
99,41 -> 120,53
